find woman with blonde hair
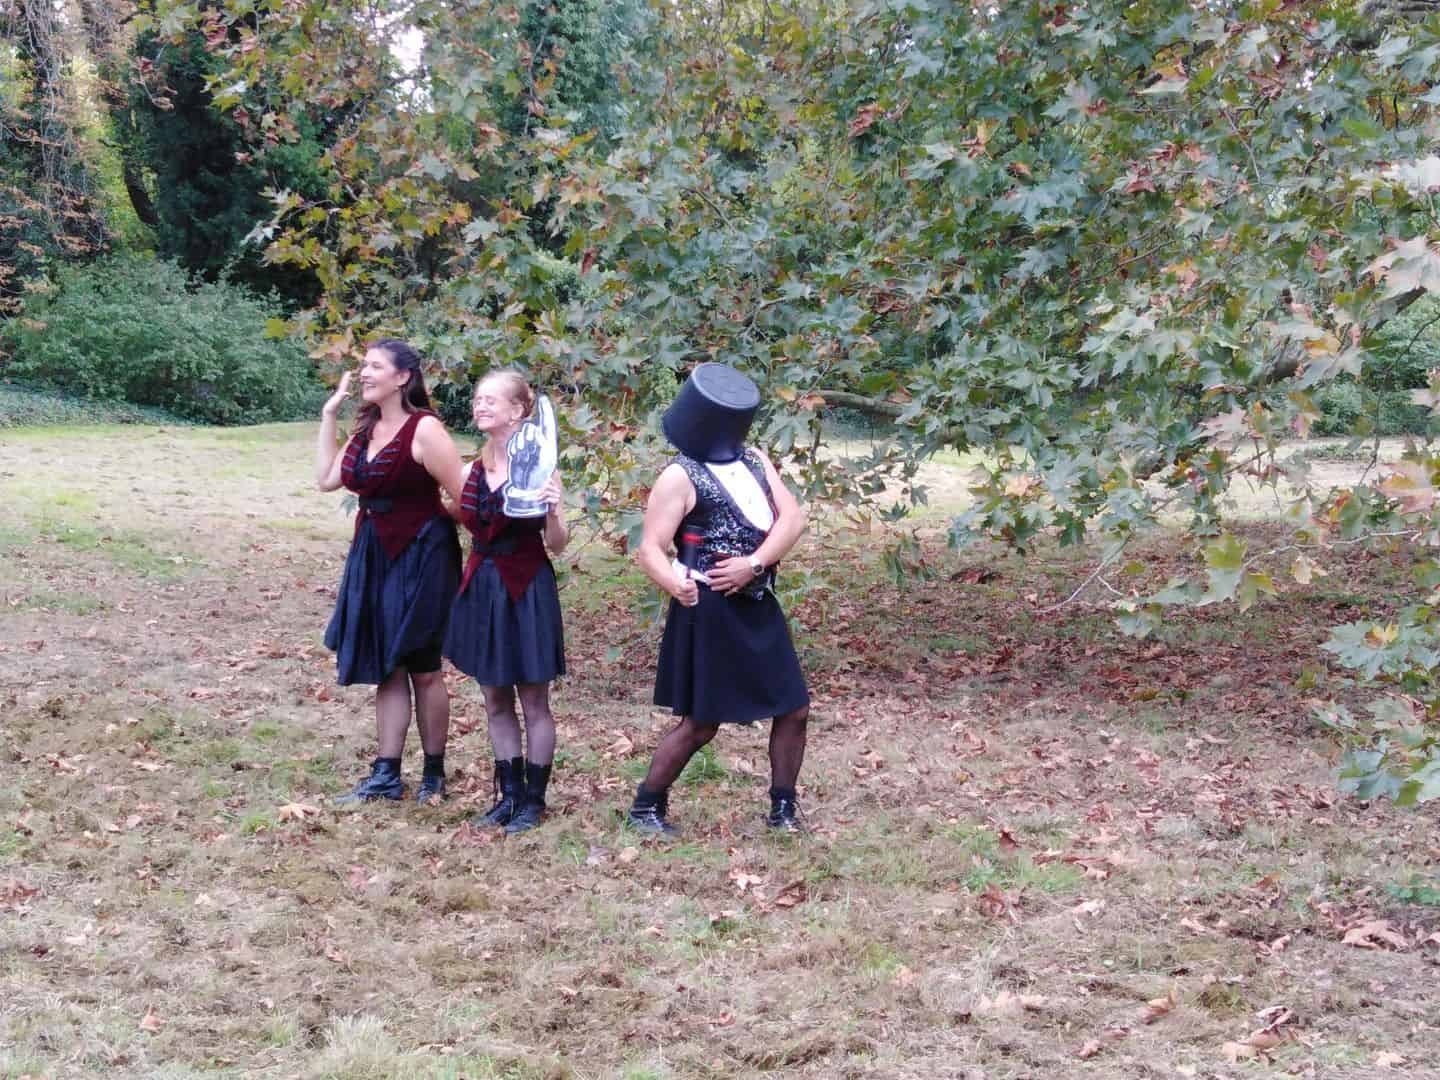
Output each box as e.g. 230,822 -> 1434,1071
445,370 -> 568,833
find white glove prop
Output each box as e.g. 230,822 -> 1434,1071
503,393 -> 558,518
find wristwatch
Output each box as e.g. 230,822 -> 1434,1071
748,555 -> 765,578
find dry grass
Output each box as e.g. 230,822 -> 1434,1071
2,422 -> 1438,1079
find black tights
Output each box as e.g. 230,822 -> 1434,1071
642,706 -> 809,793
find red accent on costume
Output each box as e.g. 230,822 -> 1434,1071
458,464 -> 549,602
342,411 -> 446,560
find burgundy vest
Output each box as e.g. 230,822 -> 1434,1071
458,463 -> 549,602
341,411 -> 446,560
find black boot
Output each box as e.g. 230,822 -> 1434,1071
416,753 -> 447,805
335,757 -> 403,806
473,757 -> 525,828
504,761 -> 551,834
766,787 -> 807,834
626,783 -> 679,837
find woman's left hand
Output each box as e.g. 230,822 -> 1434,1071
708,555 -> 761,596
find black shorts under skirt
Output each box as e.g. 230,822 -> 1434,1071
324,516 -> 460,686
654,586 -> 809,727
444,560 -> 566,687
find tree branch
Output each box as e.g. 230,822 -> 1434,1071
1266,287 -> 1427,383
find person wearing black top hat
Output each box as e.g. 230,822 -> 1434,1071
627,363 -> 811,835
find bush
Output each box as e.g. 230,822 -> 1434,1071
0,257 -> 323,425
0,382 -> 184,428
1312,380 -> 1365,436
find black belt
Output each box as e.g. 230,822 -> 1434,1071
358,496 -> 393,513
472,537 -> 520,557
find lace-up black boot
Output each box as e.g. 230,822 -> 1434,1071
335,758 -> 403,806
626,783 -> 679,837
504,761 -> 552,834
473,757 -> 525,828
765,787 -> 807,834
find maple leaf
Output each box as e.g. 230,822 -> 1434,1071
1379,461 -> 1435,513
1366,235 -> 1440,300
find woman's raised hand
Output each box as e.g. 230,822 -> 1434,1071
322,372 -> 355,418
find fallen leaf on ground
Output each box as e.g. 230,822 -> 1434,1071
1376,1051 -> 1406,1068
975,991 -> 1046,1017
772,880 -> 807,908
277,802 -> 320,821
728,868 -> 766,894
1141,989 -> 1176,1024
1341,919 -> 1408,951
139,1008 -> 164,1033
617,846 -> 639,864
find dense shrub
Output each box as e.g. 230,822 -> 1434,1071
0,257 -> 323,425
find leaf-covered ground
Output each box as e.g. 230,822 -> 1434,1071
2,424 -> 1437,1079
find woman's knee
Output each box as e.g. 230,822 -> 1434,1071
777,705 -> 809,729
515,682 -> 552,717
481,685 -> 517,714
685,719 -> 720,749
409,669 -> 445,693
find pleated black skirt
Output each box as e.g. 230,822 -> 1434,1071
444,559 -> 566,686
654,586 -> 809,727
324,516 -> 461,686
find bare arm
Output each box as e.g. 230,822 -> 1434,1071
316,372 -> 353,492
540,472 -> 570,554
635,463 -> 698,606
411,416 -> 466,506
750,450 -> 807,566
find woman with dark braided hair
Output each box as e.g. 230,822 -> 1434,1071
316,340 -> 465,805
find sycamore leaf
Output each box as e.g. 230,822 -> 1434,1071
1199,534 -> 1246,606
1366,236 -> 1440,300
1290,553 -> 1325,584
1379,461 -> 1435,513
1237,571 -> 1277,612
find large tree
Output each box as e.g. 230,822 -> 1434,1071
112,9 -> 331,304
159,0 -> 1440,798
0,0 -> 109,305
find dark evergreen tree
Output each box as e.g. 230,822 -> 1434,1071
115,22 -> 329,306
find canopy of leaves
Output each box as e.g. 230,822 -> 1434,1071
152,0 -> 1440,797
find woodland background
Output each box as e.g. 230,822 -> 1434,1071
5,1 -> 1440,1075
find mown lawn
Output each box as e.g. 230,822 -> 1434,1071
1,422 -> 1437,1079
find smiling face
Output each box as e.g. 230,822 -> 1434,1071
472,375 -> 527,437
358,347 -> 410,405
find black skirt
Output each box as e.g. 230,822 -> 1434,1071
654,586 -> 809,727
444,560 -> 566,686
324,516 -> 461,686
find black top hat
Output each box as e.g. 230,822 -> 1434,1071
662,363 -> 761,463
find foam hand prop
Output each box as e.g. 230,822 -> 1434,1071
503,393 -> 558,518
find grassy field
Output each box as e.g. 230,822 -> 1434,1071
1,422 -> 1438,1079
